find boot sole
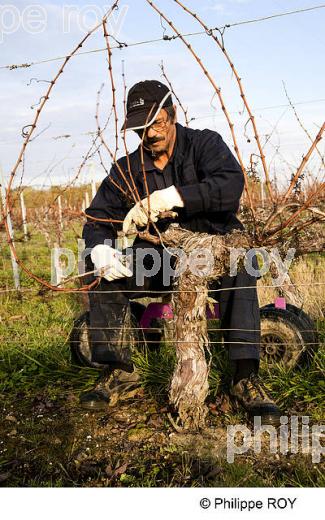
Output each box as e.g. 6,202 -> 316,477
79,400 -> 109,411
251,413 -> 282,427
230,393 -> 282,427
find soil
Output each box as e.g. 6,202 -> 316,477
0,385 -> 323,487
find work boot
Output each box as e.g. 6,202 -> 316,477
108,368 -> 142,406
230,373 -> 282,426
79,367 -> 141,411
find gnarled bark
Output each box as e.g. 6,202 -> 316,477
151,223 -> 324,431
170,272 -> 210,430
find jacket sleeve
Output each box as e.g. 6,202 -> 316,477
177,129 -> 244,216
82,166 -> 129,249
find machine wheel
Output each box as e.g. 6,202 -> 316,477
262,303 -> 316,333
260,306 -> 317,368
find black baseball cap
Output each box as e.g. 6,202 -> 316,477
121,80 -> 173,132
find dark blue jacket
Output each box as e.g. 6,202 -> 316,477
83,123 -> 244,248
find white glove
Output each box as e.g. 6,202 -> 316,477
91,244 -> 132,282
123,185 -> 184,235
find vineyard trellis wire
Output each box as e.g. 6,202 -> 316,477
1,3 -> 325,71
1,0 -> 324,293
1,0 -> 324,430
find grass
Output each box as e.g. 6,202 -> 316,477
0,225 -> 324,487
258,254 -> 325,319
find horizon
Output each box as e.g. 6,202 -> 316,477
1,0 -> 324,190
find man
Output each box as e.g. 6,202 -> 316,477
81,79 -> 281,425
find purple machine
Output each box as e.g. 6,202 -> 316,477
139,297 -> 287,329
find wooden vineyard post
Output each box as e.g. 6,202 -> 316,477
85,191 -> 90,210
57,195 -> 63,231
0,165 -> 20,290
20,191 -> 28,241
52,242 -> 63,286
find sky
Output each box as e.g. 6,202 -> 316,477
1,0 -> 324,189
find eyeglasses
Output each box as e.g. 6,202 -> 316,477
134,116 -> 170,139
149,116 -> 169,132
135,117 -> 169,137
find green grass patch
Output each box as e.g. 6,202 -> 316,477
0,229 -> 324,487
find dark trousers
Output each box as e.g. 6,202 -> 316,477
86,240 -> 260,371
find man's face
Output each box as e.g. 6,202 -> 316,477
136,107 -> 176,155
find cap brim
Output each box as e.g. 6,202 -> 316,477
120,107 -> 156,133
120,90 -> 173,133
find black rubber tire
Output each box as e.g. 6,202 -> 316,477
70,301 -> 146,368
261,303 -> 318,365
262,303 -> 316,332
259,307 -> 317,368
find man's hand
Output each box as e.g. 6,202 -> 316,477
123,185 -> 184,235
91,244 -> 132,282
